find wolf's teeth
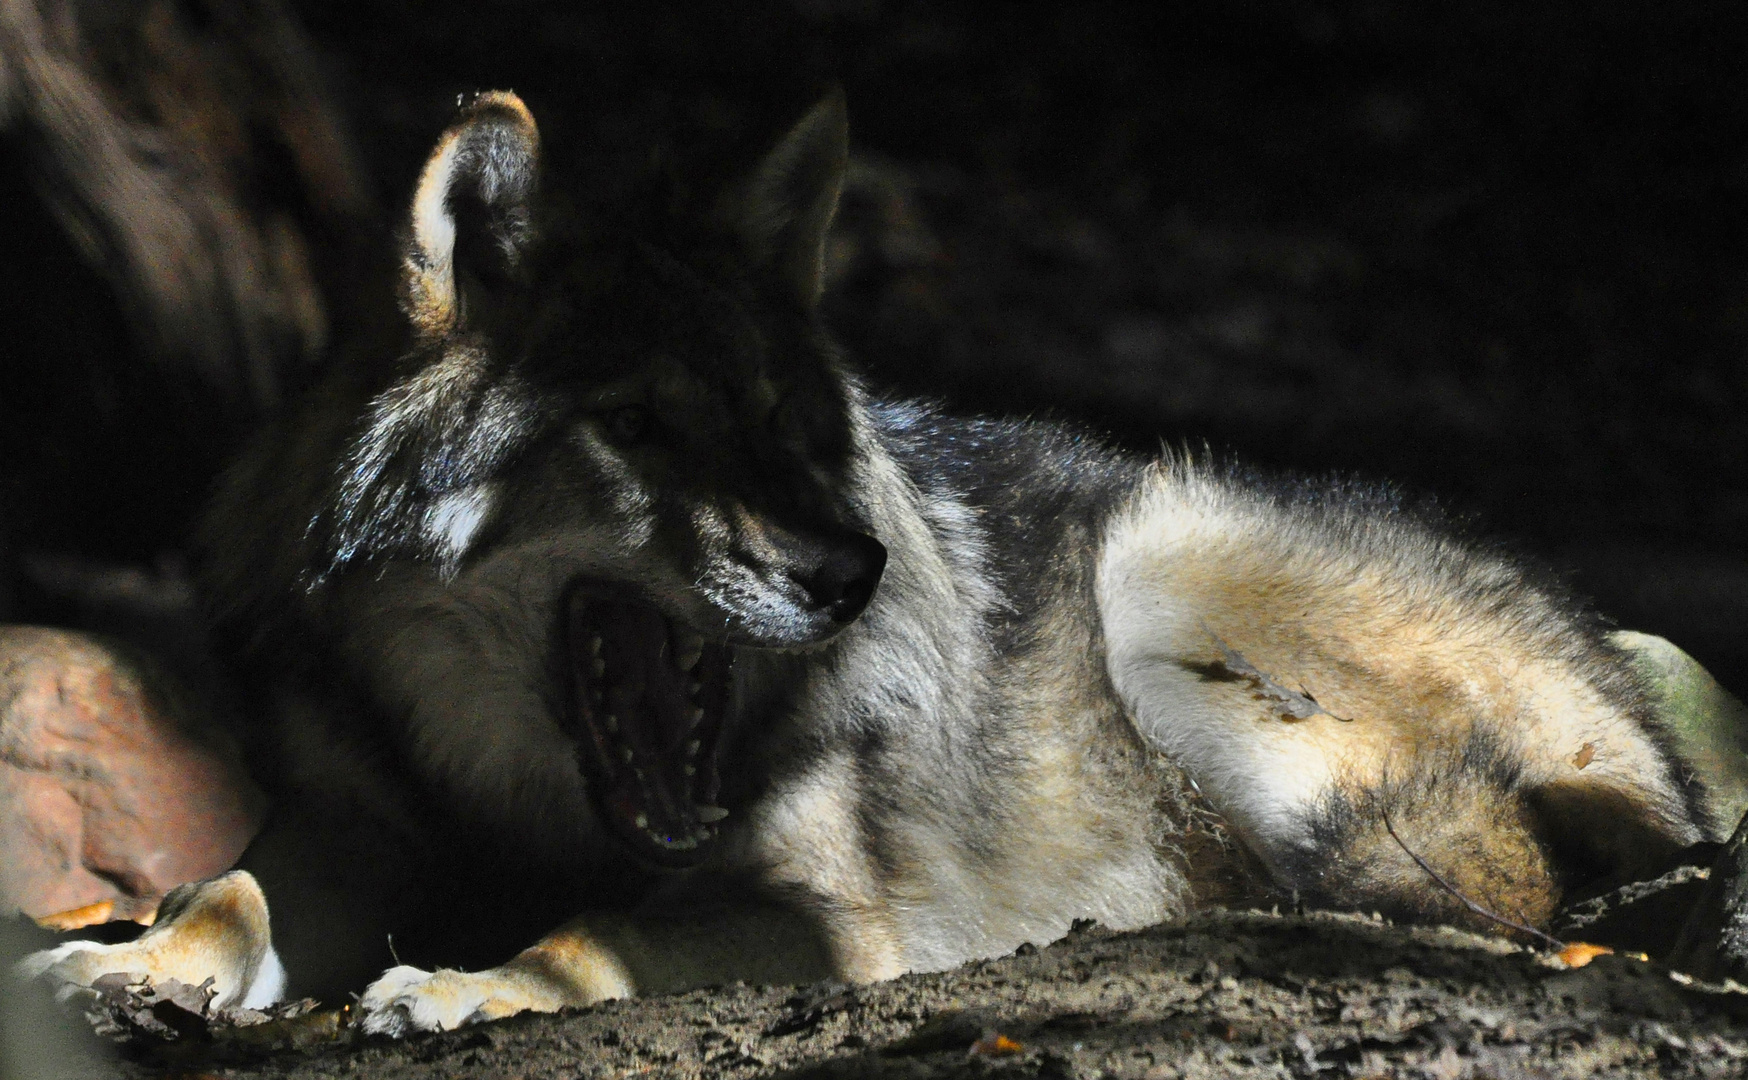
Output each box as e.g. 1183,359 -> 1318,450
688,679 -> 703,697
686,739 -> 701,756
694,805 -> 728,823
683,764 -> 696,776
621,746 -> 634,764
688,706 -> 705,724
589,636 -> 602,657
604,714 -> 618,733
591,658 -> 606,678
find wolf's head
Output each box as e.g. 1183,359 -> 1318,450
276,92 -> 888,867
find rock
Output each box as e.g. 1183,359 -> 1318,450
1611,631 -> 1748,841
0,626 -> 264,924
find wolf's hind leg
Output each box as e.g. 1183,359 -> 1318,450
15,871 -> 282,1010
1283,733 -> 1562,929
1098,462 -> 1706,930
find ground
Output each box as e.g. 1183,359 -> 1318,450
26,911 -> 1748,1078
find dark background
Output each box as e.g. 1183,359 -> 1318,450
4,0 -> 1746,689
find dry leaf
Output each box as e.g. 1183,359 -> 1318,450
970,1033 -> 1024,1057
71,971 -> 330,1048
1571,742 -> 1596,770
1556,941 -> 1613,968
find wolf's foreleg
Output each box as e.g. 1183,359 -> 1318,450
14,870 -> 283,1010
355,927 -> 631,1035
356,896 -> 835,1035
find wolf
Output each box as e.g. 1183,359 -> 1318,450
19,90 -> 1739,1035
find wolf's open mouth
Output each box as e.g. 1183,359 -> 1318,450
566,589 -> 733,867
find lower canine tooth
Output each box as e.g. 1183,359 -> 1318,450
695,805 -> 729,823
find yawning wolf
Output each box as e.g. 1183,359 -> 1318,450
20,90 -> 1736,1035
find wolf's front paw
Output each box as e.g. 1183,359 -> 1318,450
13,872 -> 282,1010
357,965 -> 553,1036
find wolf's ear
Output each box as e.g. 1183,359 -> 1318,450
402,91 -> 541,339
720,90 -> 849,308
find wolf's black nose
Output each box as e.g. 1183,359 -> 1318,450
800,533 -> 887,623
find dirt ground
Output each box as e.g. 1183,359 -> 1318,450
28,910 -> 1747,1079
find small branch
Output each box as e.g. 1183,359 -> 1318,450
1381,808 -> 1565,951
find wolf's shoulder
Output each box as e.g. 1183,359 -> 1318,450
867,399 -> 1140,515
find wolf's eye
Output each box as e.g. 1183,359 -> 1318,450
603,405 -> 652,447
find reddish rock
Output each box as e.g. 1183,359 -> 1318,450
0,626 -> 264,923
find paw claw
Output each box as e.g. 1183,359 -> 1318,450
356,1002 -> 415,1038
